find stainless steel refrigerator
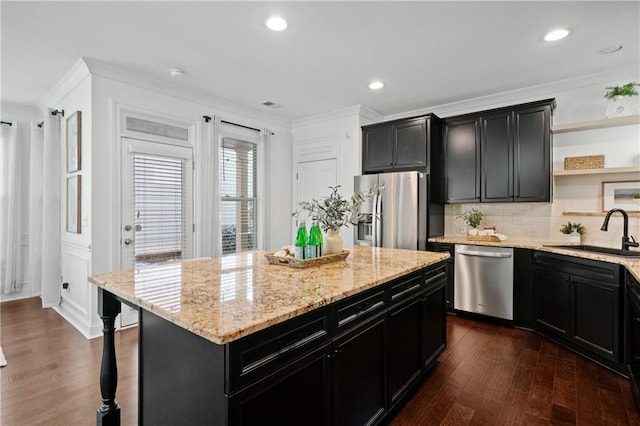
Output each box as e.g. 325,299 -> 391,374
353,171 -> 443,250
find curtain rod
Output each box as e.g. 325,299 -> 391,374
1,120 -> 13,127
202,116 -> 275,135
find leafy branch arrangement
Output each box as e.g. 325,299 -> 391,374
293,185 -> 379,232
560,222 -> 585,235
604,82 -> 640,100
457,208 -> 483,229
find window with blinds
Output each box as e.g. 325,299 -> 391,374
133,153 -> 186,263
220,137 -> 257,254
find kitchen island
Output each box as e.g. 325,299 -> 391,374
89,246 -> 450,425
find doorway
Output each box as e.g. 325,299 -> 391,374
119,137 -> 194,326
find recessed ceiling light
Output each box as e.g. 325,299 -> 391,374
170,69 -> 184,79
544,29 -> 570,42
266,16 -> 287,31
369,81 -> 384,90
599,45 -> 623,54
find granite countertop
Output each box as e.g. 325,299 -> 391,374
88,246 -> 449,345
429,236 -> 640,282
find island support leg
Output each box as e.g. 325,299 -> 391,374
97,288 -> 122,426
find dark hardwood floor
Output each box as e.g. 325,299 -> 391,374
1,297 -> 638,425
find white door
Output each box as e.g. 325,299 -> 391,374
295,159 -> 337,222
120,137 -> 194,326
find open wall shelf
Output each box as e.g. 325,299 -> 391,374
552,114 -> 640,134
553,166 -> 640,176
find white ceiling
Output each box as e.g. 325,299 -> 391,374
2,1 -> 639,121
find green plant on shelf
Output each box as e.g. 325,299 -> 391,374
604,82 -> 640,100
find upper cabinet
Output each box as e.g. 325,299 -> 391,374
362,114 -> 442,174
443,99 -> 555,203
443,117 -> 481,203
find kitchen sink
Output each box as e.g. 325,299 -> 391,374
544,244 -> 640,258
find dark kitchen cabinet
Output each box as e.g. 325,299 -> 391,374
228,344 -> 332,426
481,110 -> 513,202
533,252 -> 623,373
443,117 -> 481,203
387,266 -> 447,408
444,99 -> 554,204
512,104 -> 552,202
626,272 -> 640,411
388,294 -> 423,406
425,242 -> 455,311
362,114 -> 442,175
421,272 -> 447,368
333,314 -> 387,426
534,265 -> 572,337
513,249 -> 535,329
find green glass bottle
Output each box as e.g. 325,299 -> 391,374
294,220 -> 308,259
308,221 -> 323,258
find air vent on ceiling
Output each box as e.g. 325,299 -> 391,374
262,101 -> 283,109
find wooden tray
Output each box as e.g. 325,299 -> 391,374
466,235 -> 501,242
264,250 -> 350,268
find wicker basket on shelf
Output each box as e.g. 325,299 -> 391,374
564,155 -> 604,170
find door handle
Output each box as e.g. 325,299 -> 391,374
124,238 -> 134,245
457,250 -> 511,258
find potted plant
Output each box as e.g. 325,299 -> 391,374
560,221 -> 585,245
457,208 -> 484,232
604,82 -> 640,100
294,185 -> 377,254
604,82 -> 639,118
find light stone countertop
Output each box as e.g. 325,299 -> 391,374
88,246 -> 449,345
428,236 -> 640,282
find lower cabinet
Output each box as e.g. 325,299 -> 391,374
226,262 -> 448,426
425,242 -> 455,311
626,272 -> 640,410
388,296 -> 423,405
534,266 -> 571,337
333,314 -> 387,426
533,252 -> 623,372
422,282 -> 447,368
228,344 -> 332,426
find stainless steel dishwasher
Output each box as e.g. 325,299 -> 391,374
454,244 -> 514,320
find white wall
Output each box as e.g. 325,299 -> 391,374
0,103 -> 40,302
291,106 -> 382,245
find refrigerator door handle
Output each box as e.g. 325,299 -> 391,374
371,193 -> 378,246
374,192 -> 382,247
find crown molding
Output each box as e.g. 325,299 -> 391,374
39,58 -> 91,109
292,104 -> 384,128
383,64 -> 640,121
357,105 -> 384,125
83,58 -> 291,130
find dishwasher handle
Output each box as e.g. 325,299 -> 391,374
457,249 -> 512,258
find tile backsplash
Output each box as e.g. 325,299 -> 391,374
444,202 -> 639,247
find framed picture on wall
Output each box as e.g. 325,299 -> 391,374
602,180 -> 640,213
66,111 -> 81,172
67,175 -> 81,233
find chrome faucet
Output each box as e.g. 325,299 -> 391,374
600,208 -> 639,251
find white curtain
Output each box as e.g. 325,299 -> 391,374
259,128 -> 271,251
29,124 -> 44,296
40,109 -> 61,307
0,122 -> 23,294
